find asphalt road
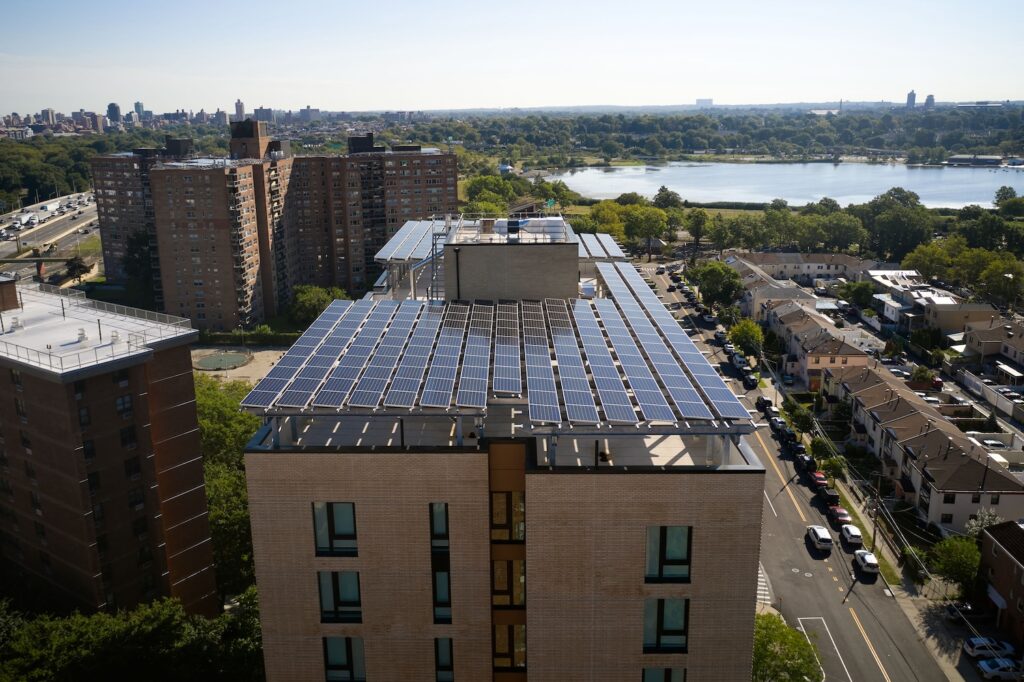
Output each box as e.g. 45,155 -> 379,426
642,260 -> 949,682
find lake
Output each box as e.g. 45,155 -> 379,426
547,162 -> 1024,209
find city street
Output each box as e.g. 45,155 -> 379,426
642,261 -> 951,681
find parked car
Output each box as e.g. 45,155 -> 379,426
945,601 -> 990,623
723,343 -> 736,355
810,473 -> 828,490
765,405 -> 781,419
656,267 -> 666,275
854,549 -> 880,573
806,525 -> 833,552
789,443 -> 806,456
795,454 -> 815,472
840,524 -> 863,546
769,417 -> 786,432
780,427 -> 797,444
732,353 -> 748,370
702,313 -> 718,324
667,284 -> 676,292
714,330 -> 727,344
964,637 -> 1016,659
782,374 -> 795,386
755,395 -> 769,412
828,506 -> 852,525
889,369 -> 909,378
977,657 -> 1024,680
817,486 -> 840,504
743,373 -> 758,390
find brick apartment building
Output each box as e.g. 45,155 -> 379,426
0,277 -> 217,615
981,521 -> 1024,647
92,124 -> 458,331
242,219 -> 764,680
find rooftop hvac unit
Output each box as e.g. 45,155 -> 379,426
77,328 -> 87,342
480,218 -> 495,234
111,331 -> 120,344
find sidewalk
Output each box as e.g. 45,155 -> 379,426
836,479 -> 967,681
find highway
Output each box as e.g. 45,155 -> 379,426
0,198 -> 99,278
643,262 -> 949,682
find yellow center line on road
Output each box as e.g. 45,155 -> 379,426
848,607 -> 893,682
753,428 -> 808,523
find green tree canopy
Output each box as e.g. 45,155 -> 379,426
689,260 -> 743,309
995,185 -> 1018,206
653,185 -> 683,209
728,318 -> 764,357
622,205 -> 668,261
930,536 -> 981,597
837,281 -> 875,308
289,285 -> 350,327
64,256 -> 90,282
752,613 -> 823,682
194,374 -> 260,469
902,242 -> 951,280
686,208 -> 709,252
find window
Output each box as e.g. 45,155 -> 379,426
87,472 -> 100,496
73,380 -> 85,399
318,571 -> 361,623
19,432 -> 30,454
115,395 -> 133,419
941,513 -> 954,524
493,624 -> 526,670
82,440 -> 95,461
120,427 -> 137,450
492,559 -> 526,606
322,637 -> 365,682
491,491 -> 525,541
430,502 -> 449,549
127,487 -> 145,510
992,494 -> 1001,505
435,638 -> 454,682
79,407 -> 91,427
14,398 -> 26,421
133,517 -> 148,539
433,557 -> 452,624
646,527 -> 692,582
972,493 -> 981,503
643,598 -> 688,653
943,493 -> 956,504
313,502 -> 357,556
10,369 -> 22,390
123,457 -> 140,480
643,669 -> 687,682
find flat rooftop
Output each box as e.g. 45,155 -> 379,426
152,158 -> 262,170
448,216 -> 575,246
0,283 -> 195,378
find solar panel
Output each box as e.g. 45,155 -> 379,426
241,300 -> 354,408
455,304 -> 494,409
308,301 -> 400,408
592,298 -> 676,423
375,220 -> 427,262
383,304 -> 445,408
420,304 -> 470,408
493,303 -> 522,395
545,299 -> 599,424
571,299 -> 638,423
579,232 -> 607,259
522,301 -> 562,424
596,233 -> 626,259
595,264 -> 713,420
612,262 -> 751,420
347,300 -> 424,408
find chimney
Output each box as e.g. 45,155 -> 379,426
0,276 -> 17,313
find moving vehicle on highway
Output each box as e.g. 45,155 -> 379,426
806,525 -> 833,552
39,202 -> 59,212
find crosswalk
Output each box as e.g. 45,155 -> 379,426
757,562 -> 772,604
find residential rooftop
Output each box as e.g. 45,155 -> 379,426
0,282 -> 195,378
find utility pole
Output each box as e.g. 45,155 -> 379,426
871,469 -> 883,553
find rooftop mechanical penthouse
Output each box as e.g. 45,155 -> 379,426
244,215 -> 765,681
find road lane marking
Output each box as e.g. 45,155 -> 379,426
763,490 -> 778,517
848,607 -> 893,682
798,617 -> 852,682
754,429 -> 807,523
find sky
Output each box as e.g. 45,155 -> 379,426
2,0 -> 1022,115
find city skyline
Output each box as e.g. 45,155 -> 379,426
2,0 -> 1022,114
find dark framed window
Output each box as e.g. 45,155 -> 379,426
73,380 -> 85,398
433,554 -> 452,624
492,559 -> 525,607
643,598 -> 688,653
643,669 -> 686,682
313,502 -> 357,556
646,526 -> 692,582
992,494 -> 1001,505
120,427 -> 137,450
14,398 -> 26,420
490,491 -> 525,542
492,624 -> 526,671
112,369 -> 130,386
941,513 -> 954,524
82,440 -> 95,461
972,493 -> 981,503
132,517 -> 148,539
127,487 -> 145,510
115,395 -> 133,419
123,457 -> 140,480
322,637 -> 365,682
943,493 -> 956,504
87,472 -> 100,496
435,637 -> 454,682
10,369 -> 23,389
317,571 -> 361,623
78,407 -> 91,427
430,502 -> 449,549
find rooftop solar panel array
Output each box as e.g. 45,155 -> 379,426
493,303 -> 522,395
348,300 -> 423,408
612,262 -> 752,420
456,304 -> 494,409
420,304 -> 470,408
383,304 -> 445,408
309,301 -> 399,408
545,299 -> 599,424
579,233 -> 607,259
596,233 -> 626,259
571,299 -> 638,424
523,301 -> 562,423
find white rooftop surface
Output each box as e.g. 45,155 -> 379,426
0,284 -> 194,375
449,217 -> 574,245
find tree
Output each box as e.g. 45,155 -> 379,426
995,185 -> 1018,206
820,212 -> 868,252
689,260 -> 743,309
837,281 -> 874,309
910,365 -> 936,382
289,285 -> 349,327
622,206 -> 667,261
809,436 -> 833,460
707,214 -> 737,254
819,456 -> 847,482
728,319 -> 764,357
788,404 -> 815,434
64,255 -> 90,282
718,304 -> 742,328
614,192 -> 648,206
832,398 -> 853,424
964,508 -> 1004,539
902,242 -> 951,280
1000,197 -> 1024,218
752,613 -> 823,682
205,462 -> 254,601
652,185 -> 683,209
930,536 -> 981,597
194,374 -> 260,469
686,208 -> 709,252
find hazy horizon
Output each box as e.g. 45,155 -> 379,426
3,0 -> 1022,115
